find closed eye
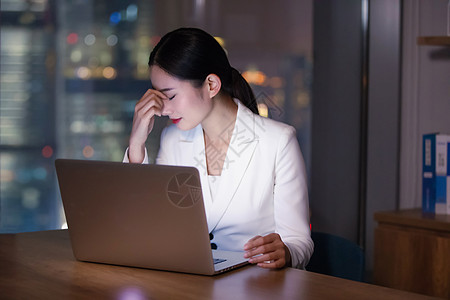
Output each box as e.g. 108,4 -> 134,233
168,95 -> 176,100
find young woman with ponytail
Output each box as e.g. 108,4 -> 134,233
124,28 -> 313,269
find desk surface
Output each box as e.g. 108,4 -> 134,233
0,230 -> 439,300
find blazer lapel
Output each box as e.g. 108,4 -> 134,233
207,102 -> 260,232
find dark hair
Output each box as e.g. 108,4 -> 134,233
148,28 -> 259,114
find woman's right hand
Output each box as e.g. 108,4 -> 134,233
128,89 -> 166,163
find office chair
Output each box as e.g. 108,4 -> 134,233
306,231 -> 365,282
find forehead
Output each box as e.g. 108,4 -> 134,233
149,65 -> 179,89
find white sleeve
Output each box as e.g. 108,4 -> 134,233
155,126 -> 170,165
122,147 -> 149,164
273,126 -> 314,269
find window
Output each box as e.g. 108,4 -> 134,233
0,0 -> 312,233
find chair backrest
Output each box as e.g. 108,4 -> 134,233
306,231 -> 365,282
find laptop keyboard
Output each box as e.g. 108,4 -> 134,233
213,258 -> 227,264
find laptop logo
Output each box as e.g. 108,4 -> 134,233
167,173 -> 202,208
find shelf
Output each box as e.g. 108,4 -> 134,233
374,209 -> 450,233
417,36 -> 450,46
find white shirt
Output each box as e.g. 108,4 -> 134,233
208,175 -> 221,203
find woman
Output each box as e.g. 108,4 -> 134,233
124,28 -> 313,269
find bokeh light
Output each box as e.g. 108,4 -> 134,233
66,33 -> 78,44
0,169 -> 15,182
242,70 -> 267,86
110,12 -> 121,24
70,49 -> 82,63
82,145 -> 95,158
103,66 -> 117,79
258,103 -> 269,118
42,145 -> 53,158
22,188 -> 41,209
126,4 -> 138,21
106,34 -> 118,46
76,67 -> 92,80
84,34 -> 96,46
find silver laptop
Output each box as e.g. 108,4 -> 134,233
55,159 -> 248,275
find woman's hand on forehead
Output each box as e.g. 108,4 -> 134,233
128,88 -> 167,163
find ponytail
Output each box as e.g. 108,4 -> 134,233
230,67 -> 259,115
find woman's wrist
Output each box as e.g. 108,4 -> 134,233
128,143 -> 145,163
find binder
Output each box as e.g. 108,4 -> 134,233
422,133 -> 450,214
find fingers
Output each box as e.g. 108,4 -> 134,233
128,89 -> 168,163
244,235 -> 262,248
136,98 -> 163,119
135,89 -> 166,118
132,89 -> 167,133
244,233 -> 289,269
248,249 -> 286,268
244,233 -> 277,253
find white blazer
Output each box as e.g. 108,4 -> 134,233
124,100 -> 313,268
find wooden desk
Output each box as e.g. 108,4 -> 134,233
0,230 -> 438,300
374,209 -> 450,299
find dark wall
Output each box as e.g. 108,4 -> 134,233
311,0 -> 402,273
311,0 -> 363,242
365,0 -> 401,271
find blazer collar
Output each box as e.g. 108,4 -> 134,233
176,99 -> 260,169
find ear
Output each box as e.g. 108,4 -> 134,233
205,74 -> 221,98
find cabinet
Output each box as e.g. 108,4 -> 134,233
417,36 -> 450,45
373,209 -> 450,299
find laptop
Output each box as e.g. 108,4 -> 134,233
55,159 -> 249,275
